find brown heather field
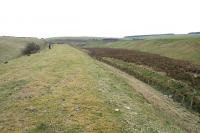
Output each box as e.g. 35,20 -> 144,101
85,48 -> 200,113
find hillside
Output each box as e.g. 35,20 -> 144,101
46,37 -> 120,46
83,35 -> 200,64
0,36 -> 47,63
0,45 -> 199,132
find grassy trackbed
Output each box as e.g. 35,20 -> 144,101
0,45 -> 195,132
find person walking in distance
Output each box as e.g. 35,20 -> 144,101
49,43 -> 52,49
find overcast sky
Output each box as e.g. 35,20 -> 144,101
0,0 -> 199,38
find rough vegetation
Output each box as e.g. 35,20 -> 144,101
1,45 -> 198,132
86,48 -> 200,113
22,42 -> 40,55
1,34 -> 200,132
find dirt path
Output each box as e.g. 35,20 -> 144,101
98,61 -> 200,133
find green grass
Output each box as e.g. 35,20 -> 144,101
0,36 -> 47,63
83,35 -> 200,64
0,45 -> 188,132
0,80 -> 28,102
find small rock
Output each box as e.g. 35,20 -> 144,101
193,74 -> 200,78
133,112 -> 137,115
75,105 -> 81,112
168,95 -> 173,98
4,61 -> 8,64
114,109 -> 119,112
125,106 -> 131,110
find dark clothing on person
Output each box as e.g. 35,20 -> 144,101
49,44 -> 51,49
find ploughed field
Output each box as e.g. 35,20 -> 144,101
85,48 -> 200,113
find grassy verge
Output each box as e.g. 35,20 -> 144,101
0,45 -> 189,132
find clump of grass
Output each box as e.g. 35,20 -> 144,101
33,123 -> 50,132
0,80 -> 28,102
65,124 -> 83,133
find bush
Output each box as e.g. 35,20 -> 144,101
22,42 -> 40,55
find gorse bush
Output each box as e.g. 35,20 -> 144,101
22,42 -> 40,55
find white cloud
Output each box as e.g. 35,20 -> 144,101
0,0 -> 199,37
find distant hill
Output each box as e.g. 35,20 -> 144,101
188,32 -> 200,35
46,37 -> 120,46
82,34 -> 200,64
46,37 -> 103,45
0,36 -> 47,63
124,33 -> 175,40
46,34 -> 200,64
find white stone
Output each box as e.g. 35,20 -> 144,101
115,109 -> 119,112
125,106 -> 131,110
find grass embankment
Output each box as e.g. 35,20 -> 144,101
83,36 -> 200,64
0,36 -> 47,63
0,45 -> 190,132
